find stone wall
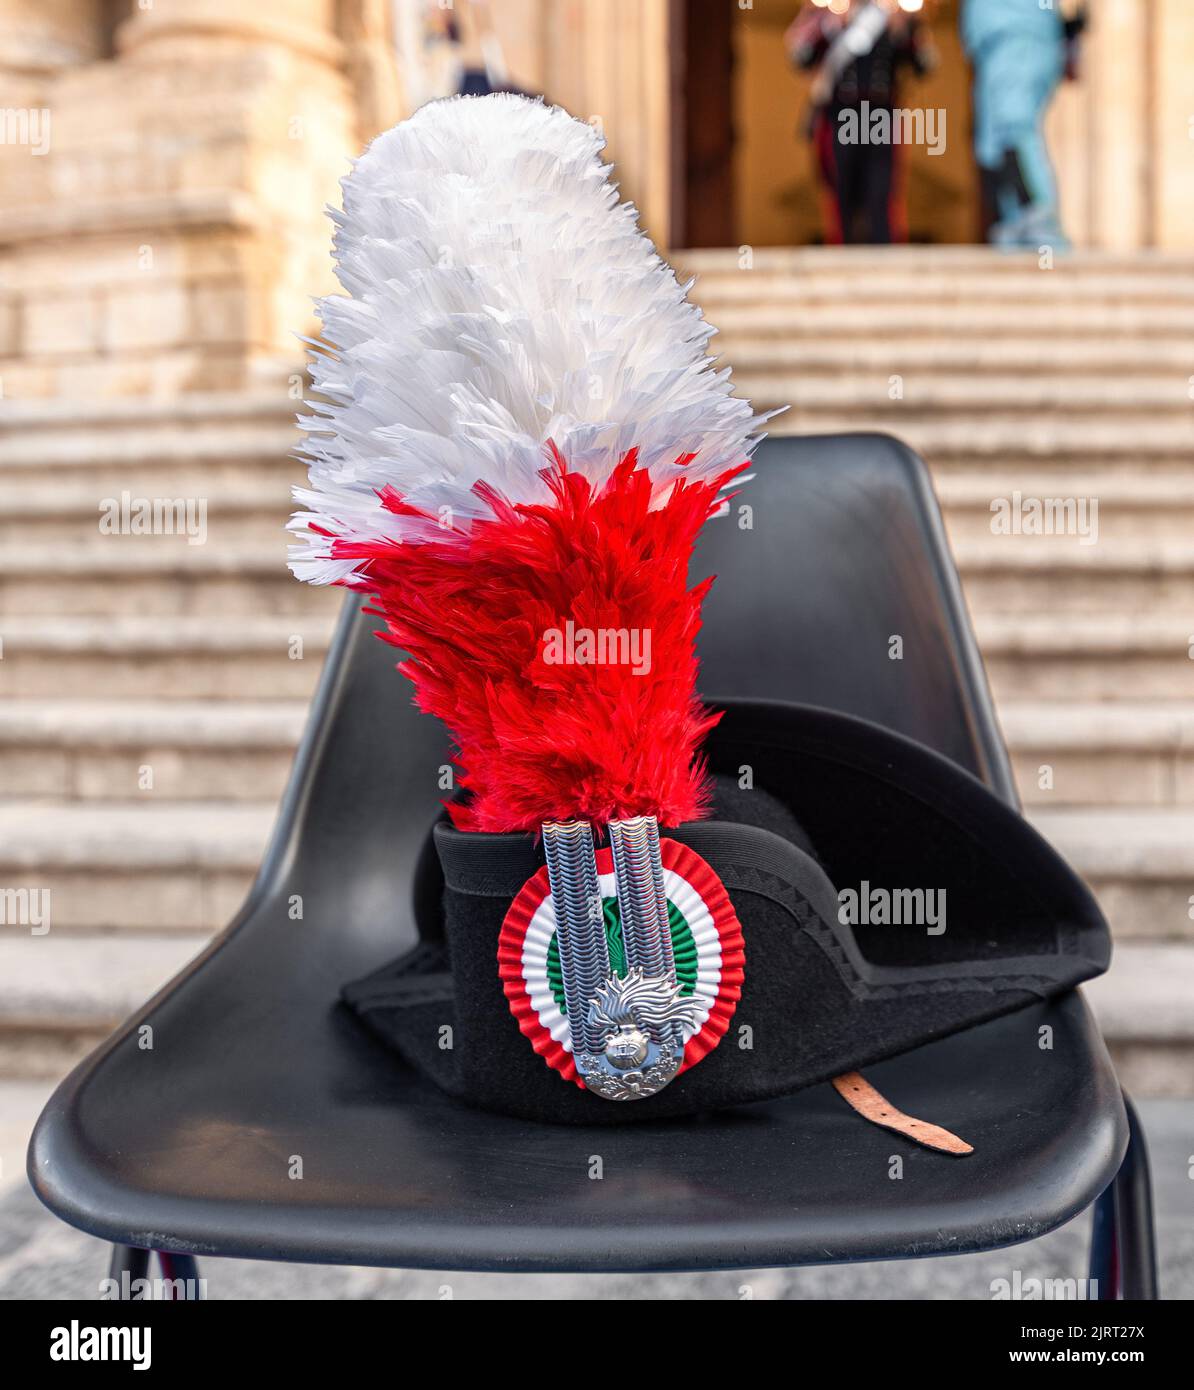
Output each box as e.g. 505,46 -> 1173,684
0,0 -> 399,401
2,0 -> 1190,409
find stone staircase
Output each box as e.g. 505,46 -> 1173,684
687,245 -> 1194,1094
2,247 -> 1193,1093
0,394 -> 339,1076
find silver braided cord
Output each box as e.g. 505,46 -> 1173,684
541,820 -> 607,1057
607,815 -> 680,1049
607,816 -> 675,980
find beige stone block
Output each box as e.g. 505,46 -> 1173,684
8,236 -> 189,293
1170,754 -> 1194,804
73,748 -> 291,802
205,869 -> 257,926
0,1029 -> 98,1081
0,294 -> 18,355
0,653 -> 321,702
1153,0 -> 1194,250
0,748 -> 71,798
1108,1042 -> 1194,1098
190,282 -> 270,348
987,655 -> 1194,703
1084,880 -> 1194,942
4,0 -> 105,72
0,358 -> 57,398
0,573 -> 314,620
0,143 -> 54,207
50,355 -> 168,399
117,1 -> 346,68
22,291 -> 101,356
1014,751 -> 1172,808
175,139 -> 252,195
50,349 -> 249,399
40,868 -> 212,931
100,281 -> 190,352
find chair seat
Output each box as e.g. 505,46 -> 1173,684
28,435 -> 1128,1273
30,917 -> 1126,1272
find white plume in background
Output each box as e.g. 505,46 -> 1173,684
289,93 -> 766,587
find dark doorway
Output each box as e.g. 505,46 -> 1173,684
671,0 -> 980,248
671,0 -> 737,248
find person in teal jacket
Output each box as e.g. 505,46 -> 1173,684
962,0 -> 1086,249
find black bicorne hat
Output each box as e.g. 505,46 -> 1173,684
344,699 -> 1110,1136
286,95 -> 1111,1153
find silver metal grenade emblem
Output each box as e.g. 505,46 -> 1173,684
542,815 -> 702,1102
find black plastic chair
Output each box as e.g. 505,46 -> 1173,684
28,433 -> 1157,1295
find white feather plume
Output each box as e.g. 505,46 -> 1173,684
289,92 -> 766,586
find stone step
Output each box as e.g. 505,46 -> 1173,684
693,271 -> 1194,306
679,246 -> 1194,276
0,390 -> 295,431
0,700 -> 307,801
735,373 -> 1194,415
977,614 -> 1194,701
1032,808 -> 1194,942
0,796 -> 1185,948
1089,942 -> 1194,1097
0,934 -> 209,1078
6,468 -> 1194,561
703,302 -> 1194,339
0,417 -> 299,471
952,538 -> 1194,615
0,393 -> 302,490
0,452 -> 300,495
0,547 -> 332,617
0,1077 -> 57,1189
939,473 -> 1194,505
0,480 -> 293,548
0,800 -> 270,934
6,528 -> 1192,625
940,475 -> 1194,546
770,411 -> 1194,448
930,449 -> 1194,478
1004,702 -> 1194,808
0,934 -> 210,1030
2,928 -> 1189,1081
1084,943 -> 1194,1040
0,615 -> 334,698
715,336 -> 1194,376
769,416 -> 1194,461
4,690 -> 1190,813
8,464 -> 1192,554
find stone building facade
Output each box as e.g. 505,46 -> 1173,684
1,0 -> 1190,403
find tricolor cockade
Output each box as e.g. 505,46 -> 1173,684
289,93 -> 763,1102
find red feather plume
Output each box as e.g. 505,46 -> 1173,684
328,450 -> 745,833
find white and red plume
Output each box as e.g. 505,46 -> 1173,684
289,93 -> 765,833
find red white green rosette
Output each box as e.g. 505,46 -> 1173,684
497,838 -> 745,1089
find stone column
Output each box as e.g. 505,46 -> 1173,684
535,0 -> 673,247
1048,0 -> 1151,251
0,1 -> 105,385
1151,0 -> 1194,249
0,0 -> 361,399
0,0 -> 103,78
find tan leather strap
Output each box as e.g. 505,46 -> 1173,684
832,1071 -> 974,1156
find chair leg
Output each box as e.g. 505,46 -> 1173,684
157,1251 -> 203,1299
107,1244 -> 150,1298
1088,1182 -> 1118,1300
106,1246 -> 203,1299
1115,1096 -> 1158,1300
1087,1093 -> 1159,1300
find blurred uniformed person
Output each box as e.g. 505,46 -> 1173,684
786,0 -> 935,245
962,0 -> 1087,249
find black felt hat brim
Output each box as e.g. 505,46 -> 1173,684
343,699 -> 1110,1125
